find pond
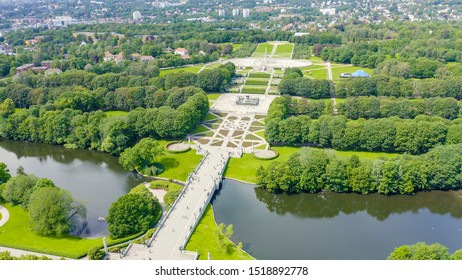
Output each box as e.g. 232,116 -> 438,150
212,179 -> 462,260
0,140 -> 146,238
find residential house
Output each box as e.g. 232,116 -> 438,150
174,48 -> 190,59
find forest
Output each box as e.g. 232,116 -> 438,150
256,144 -> 462,195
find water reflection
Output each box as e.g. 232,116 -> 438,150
0,140 -> 148,237
255,188 -> 462,221
213,179 -> 462,259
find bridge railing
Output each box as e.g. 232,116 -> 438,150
179,155 -> 229,253
147,152 -> 210,246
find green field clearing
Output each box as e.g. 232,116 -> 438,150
159,65 -> 203,76
248,72 -> 271,78
225,146 -> 400,183
255,130 -> 265,138
304,68 -> 328,80
241,86 -> 266,94
275,43 -> 294,54
104,110 -> 128,118
331,65 -> 373,82
232,43 -> 243,50
309,56 -> 324,63
335,98 -> 346,104
245,79 -> 269,86
185,205 -> 253,260
207,93 -> 222,101
192,124 -> 210,134
0,204 -> 138,259
157,140 -> 203,181
252,43 -> 275,57
273,43 -> 294,58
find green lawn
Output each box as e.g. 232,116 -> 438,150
304,67 -> 328,80
334,150 -> 399,160
191,124 -> 210,134
207,93 -> 222,101
331,65 -> 374,82
252,43 -> 274,57
204,112 -> 219,121
225,146 -> 400,183
157,141 -> 203,182
104,110 -> 128,118
185,205 -> 254,260
248,72 -> 271,78
273,43 -> 294,58
0,204 -> 101,258
255,130 -> 265,138
241,86 -> 266,94
309,56 -> 324,63
159,65 -> 203,77
245,79 -> 269,86
232,43 -> 243,50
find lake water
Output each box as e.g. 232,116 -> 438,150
212,179 -> 462,259
2,140 -> 462,259
0,140 -> 146,238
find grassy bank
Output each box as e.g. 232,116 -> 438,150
157,140 -> 203,182
0,204 -> 135,259
225,146 -> 400,183
185,205 -> 253,260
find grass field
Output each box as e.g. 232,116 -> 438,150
105,110 -> 128,118
207,93 -> 222,101
185,205 -> 254,260
232,43 -> 243,51
248,72 -> 271,78
331,65 -> 373,82
241,86 -> 266,94
159,65 -> 203,77
303,66 -> 328,80
251,43 -> 274,58
309,56 -> 324,63
157,140 -> 203,181
225,146 -> 400,183
0,204 -> 140,259
273,43 -> 294,58
245,79 -> 269,86
191,124 -> 210,134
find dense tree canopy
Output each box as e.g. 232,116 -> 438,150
119,138 -> 165,175
0,162 -> 10,184
107,189 -> 161,239
29,186 -> 86,237
257,144 -> 462,195
388,242 -> 450,260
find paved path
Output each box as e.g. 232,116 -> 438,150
111,149 -> 229,260
0,204 -> 10,227
325,62 -> 338,113
325,61 -> 333,81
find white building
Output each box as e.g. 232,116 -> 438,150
52,16 -> 75,27
232,9 -> 239,17
320,8 -> 336,16
218,9 -> 225,17
243,9 -> 250,18
133,11 -> 142,20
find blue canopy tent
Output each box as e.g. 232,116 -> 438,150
351,70 -> 370,77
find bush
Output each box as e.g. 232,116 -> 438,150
107,193 -> 162,239
87,246 -> 106,260
164,190 -> 181,209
